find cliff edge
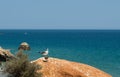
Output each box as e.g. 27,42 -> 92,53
0,47 -> 14,62
32,57 -> 112,77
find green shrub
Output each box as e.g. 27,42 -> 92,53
4,51 -> 42,77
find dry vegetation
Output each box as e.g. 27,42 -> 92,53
4,51 -> 42,77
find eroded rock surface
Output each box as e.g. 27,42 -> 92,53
32,57 -> 112,77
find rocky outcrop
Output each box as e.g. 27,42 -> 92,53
32,57 -> 112,77
18,42 -> 30,50
0,47 -> 14,62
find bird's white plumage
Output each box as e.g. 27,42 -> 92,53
41,48 -> 49,55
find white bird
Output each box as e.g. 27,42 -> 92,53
40,48 -> 49,56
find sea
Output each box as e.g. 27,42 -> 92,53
0,30 -> 120,77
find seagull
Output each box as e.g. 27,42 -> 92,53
39,48 -> 49,56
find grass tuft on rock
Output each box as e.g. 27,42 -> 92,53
4,50 -> 42,77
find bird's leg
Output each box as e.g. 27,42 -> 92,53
43,55 -> 49,62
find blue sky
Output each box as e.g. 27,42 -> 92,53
0,0 -> 120,29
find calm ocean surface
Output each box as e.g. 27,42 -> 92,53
0,30 -> 120,77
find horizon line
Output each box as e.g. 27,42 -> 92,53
0,29 -> 120,30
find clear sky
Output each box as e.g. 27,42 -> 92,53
0,0 -> 120,29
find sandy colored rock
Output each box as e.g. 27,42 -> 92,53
32,57 -> 112,77
0,47 -> 14,61
0,47 -> 14,57
18,42 -> 30,50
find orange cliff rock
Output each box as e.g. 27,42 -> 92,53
32,57 -> 112,77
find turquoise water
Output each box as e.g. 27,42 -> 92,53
0,30 -> 120,77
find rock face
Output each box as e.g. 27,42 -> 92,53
18,42 -> 30,50
32,57 -> 112,77
0,47 -> 14,62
